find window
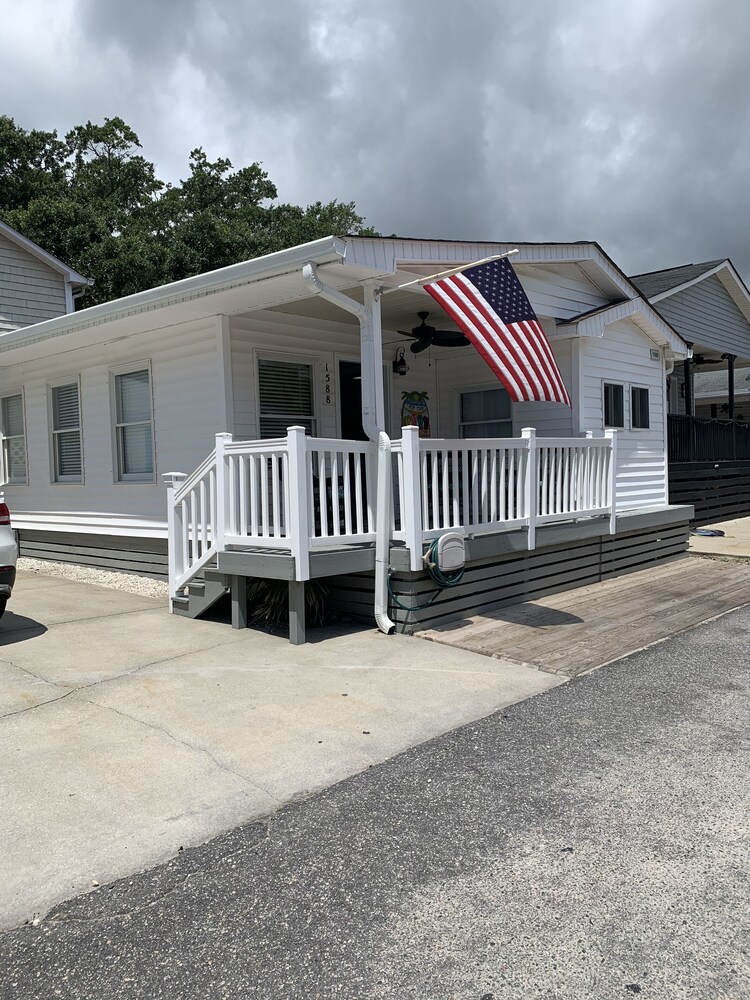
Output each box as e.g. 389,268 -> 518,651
112,368 -> 154,482
603,383 -> 624,428
1,393 -> 27,484
631,387 -> 650,429
459,387 -> 512,438
50,381 -> 83,482
258,359 -> 316,438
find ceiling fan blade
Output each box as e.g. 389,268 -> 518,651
410,339 -> 431,355
430,331 -> 470,347
397,330 -> 420,339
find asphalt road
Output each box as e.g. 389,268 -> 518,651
3,605 -> 750,999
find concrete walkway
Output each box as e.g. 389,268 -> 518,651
0,571 -> 560,928
689,515 -> 750,558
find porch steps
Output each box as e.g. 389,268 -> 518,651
171,570 -> 228,619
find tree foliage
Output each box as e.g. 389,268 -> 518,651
0,116 -> 376,305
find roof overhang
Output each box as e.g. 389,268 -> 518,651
0,220 -> 92,289
0,236 -> 396,364
554,298 -> 690,358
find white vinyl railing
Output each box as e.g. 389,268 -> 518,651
393,426 -> 616,571
165,428 -> 377,596
165,425 -> 617,596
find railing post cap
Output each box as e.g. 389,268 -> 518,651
402,424 -> 420,435
215,431 -> 233,440
162,471 -> 187,488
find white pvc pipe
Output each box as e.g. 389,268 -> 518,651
302,263 -> 396,635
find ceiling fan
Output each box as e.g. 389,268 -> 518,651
397,311 -> 470,354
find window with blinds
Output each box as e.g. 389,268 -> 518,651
50,382 -> 82,482
1,393 -> 27,484
459,388 -> 512,438
258,359 -> 316,438
113,368 -> 154,481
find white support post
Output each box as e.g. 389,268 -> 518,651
521,427 -> 537,551
214,432 -> 232,554
286,425 -> 311,581
401,425 -> 424,572
163,472 -> 187,603
605,428 -> 617,534
0,433 -> 6,488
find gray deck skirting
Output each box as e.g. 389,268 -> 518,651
17,505 -> 693,633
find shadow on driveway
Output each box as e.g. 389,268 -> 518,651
0,611 -> 47,644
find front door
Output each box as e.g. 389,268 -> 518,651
338,361 -> 368,440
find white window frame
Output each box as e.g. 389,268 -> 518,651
255,351 -> 319,439
109,361 -> 156,485
630,384 -> 650,430
603,381 -> 626,430
48,376 -> 84,485
0,388 -> 28,485
455,383 -> 514,439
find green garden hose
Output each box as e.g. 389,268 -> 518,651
387,537 -> 465,613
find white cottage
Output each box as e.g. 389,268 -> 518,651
0,236 -> 691,640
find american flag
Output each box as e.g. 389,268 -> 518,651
424,257 -> 571,407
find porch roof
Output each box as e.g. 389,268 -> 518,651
0,236 -> 396,364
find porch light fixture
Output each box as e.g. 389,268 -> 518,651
392,347 -> 409,377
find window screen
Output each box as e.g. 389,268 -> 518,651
258,360 -> 316,438
51,382 -> 82,481
631,387 -> 650,429
603,383 -> 624,428
459,388 -> 512,438
1,394 -> 26,483
114,369 -> 153,480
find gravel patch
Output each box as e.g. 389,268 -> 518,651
17,557 -> 168,599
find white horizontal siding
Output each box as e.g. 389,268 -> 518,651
0,233 -> 68,330
656,275 -> 750,359
580,319 -> 667,510
1,317 -> 222,530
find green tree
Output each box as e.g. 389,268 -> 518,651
0,116 -> 377,306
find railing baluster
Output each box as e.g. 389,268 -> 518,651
343,451 -> 353,536
355,452 -> 364,535
319,451 -> 330,538
260,453 -> 269,536
271,453 -> 281,537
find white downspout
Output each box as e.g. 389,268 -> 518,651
302,263 -> 396,635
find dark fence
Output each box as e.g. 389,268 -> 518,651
668,414 -> 750,462
669,461 -> 750,524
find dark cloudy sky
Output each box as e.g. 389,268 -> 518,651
4,0 -> 750,277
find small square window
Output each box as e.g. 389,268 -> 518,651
459,388 -> 512,438
603,383 -> 624,428
631,387 -> 650,429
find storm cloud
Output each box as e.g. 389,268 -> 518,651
3,0 -> 750,275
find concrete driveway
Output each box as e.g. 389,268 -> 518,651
0,570 -> 560,928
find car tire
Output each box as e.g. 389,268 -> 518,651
0,599 -> 7,620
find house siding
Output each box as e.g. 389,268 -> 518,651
580,319 -> 667,510
2,317 -> 222,533
655,274 -> 750,359
0,232 -> 68,330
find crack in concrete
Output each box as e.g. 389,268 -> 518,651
0,635 -> 256,721
81,696 -> 281,805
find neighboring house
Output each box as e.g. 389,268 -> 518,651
0,236 -> 691,640
630,259 -> 750,417
0,220 -> 91,331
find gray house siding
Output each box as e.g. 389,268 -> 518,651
655,274 -> 750,359
0,232 -> 68,331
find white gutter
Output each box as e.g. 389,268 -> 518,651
0,236 -> 348,355
303,262 -> 396,636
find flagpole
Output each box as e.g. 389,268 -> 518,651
379,249 -> 519,295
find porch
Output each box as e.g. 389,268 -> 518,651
164,425 -> 618,640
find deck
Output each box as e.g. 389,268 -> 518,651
419,555 -> 750,676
